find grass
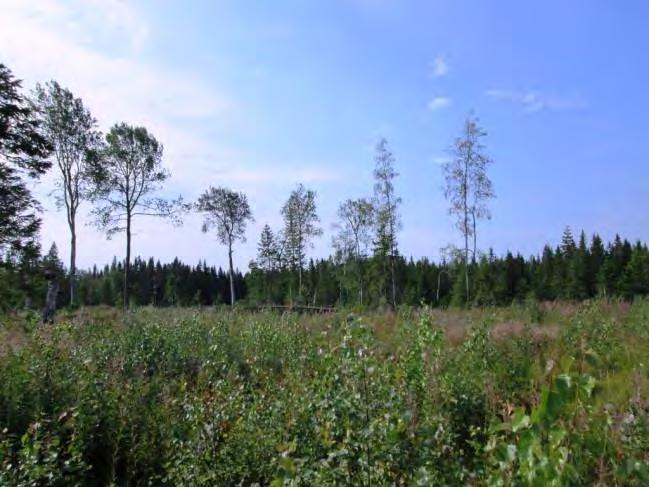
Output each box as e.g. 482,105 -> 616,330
0,300 -> 647,485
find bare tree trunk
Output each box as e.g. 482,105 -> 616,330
339,263 -> 344,305
390,254 -> 397,309
124,214 -> 131,310
387,190 -> 397,309
263,265 -> 269,303
463,158 -> 470,306
359,259 -> 364,306
70,223 -> 76,306
42,279 -> 59,324
472,210 -> 477,263
464,226 -> 469,304
228,240 -> 235,307
355,240 -> 364,306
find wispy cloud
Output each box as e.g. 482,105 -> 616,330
485,89 -> 587,112
210,165 -> 343,185
0,0 -> 253,268
0,0 -> 233,139
429,54 -> 449,78
432,155 -> 451,165
427,96 -> 452,111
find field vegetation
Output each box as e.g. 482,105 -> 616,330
0,300 -> 647,485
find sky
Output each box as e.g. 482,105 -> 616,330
1,0 -> 648,271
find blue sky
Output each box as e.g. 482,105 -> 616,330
1,0 -> 648,270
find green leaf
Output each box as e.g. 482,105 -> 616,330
511,408 -> 530,433
559,356 -> 574,373
555,374 -> 572,395
578,375 -> 596,398
495,443 -> 517,466
548,427 -> 567,448
532,387 -> 549,424
584,349 -> 600,368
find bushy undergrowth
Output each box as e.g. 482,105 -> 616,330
0,301 -> 647,485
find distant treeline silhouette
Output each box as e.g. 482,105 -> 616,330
2,228 -> 648,311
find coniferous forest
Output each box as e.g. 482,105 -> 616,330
4,229 -> 649,311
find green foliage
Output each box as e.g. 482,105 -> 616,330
485,360 -> 597,485
0,63 -> 52,256
3,229 -> 649,313
0,303 -> 647,485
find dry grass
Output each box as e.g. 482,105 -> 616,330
0,327 -> 24,358
0,299 -> 635,357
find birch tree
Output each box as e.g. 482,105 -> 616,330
34,81 -> 102,306
88,123 -> 184,309
281,184 -> 322,300
442,113 -> 494,304
373,138 -> 401,308
333,198 -> 374,304
196,186 -> 253,306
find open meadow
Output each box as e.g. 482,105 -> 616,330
0,300 -> 647,485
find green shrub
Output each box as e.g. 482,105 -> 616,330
0,303 -> 645,484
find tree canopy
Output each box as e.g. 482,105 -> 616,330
196,186 -> 253,305
0,64 -> 52,254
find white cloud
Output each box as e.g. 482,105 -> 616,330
0,0 -> 352,270
485,89 -> 587,112
0,0 -> 247,267
432,155 -> 451,165
0,3 -> 231,126
427,96 -> 452,111
1,0 -> 150,55
429,54 -> 449,78
212,166 -> 342,185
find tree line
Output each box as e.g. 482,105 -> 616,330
0,62 -> 251,309
2,60 -> 648,311
3,227 -> 648,311
247,227 -> 649,307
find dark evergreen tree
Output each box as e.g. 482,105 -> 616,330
0,63 -> 52,255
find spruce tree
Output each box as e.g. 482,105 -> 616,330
0,63 -> 52,254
